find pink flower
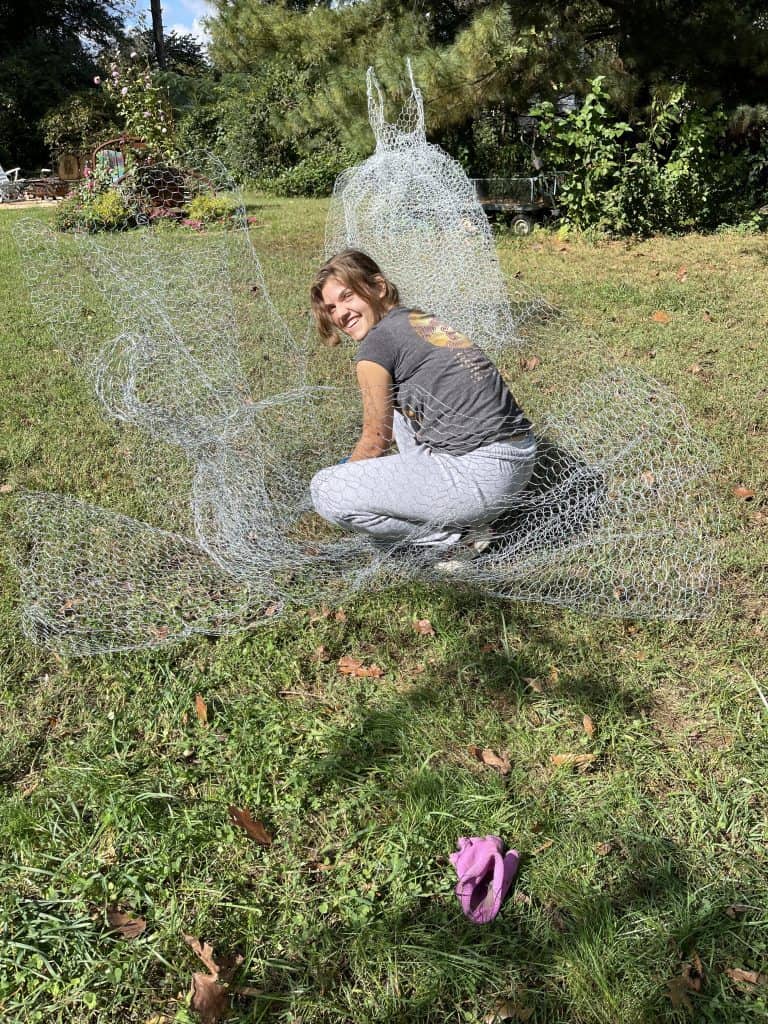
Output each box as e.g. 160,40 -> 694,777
93,76 -> 101,85
121,86 -> 128,96
450,836 -> 519,924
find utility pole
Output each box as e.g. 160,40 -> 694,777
150,0 -> 166,68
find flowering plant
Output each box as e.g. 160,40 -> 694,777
95,51 -> 176,161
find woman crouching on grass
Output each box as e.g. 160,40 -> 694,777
309,249 -> 536,558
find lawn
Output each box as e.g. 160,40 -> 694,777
0,197 -> 767,1024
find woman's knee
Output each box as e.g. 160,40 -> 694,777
310,465 -> 351,524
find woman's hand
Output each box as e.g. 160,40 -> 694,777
349,360 -> 394,461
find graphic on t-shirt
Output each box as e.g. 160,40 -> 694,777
409,312 -> 472,349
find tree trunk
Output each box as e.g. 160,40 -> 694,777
150,0 -> 166,68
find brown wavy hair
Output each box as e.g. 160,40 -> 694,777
310,249 -> 400,345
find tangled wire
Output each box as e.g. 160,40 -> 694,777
13,69 -> 719,656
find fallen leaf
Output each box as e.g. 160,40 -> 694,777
749,510 -> 767,527
550,753 -> 596,768
194,694 -> 208,727
595,840 -> 614,856
310,644 -> 330,663
190,971 -> 230,1024
523,676 -> 544,693
513,890 -> 532,906
520,355 -> 542,371
725,967 -> 767,986
640,470 -> 656,486
413,618 -> 435,635
688,362 -> 704,375
484,1000 -> 533,1023
309,605 -> 331,622
183,934 -> 243,982
150,625 -> 170,640
650,310 -> 671,324
263,602 -> 281,617
333,608 -> 347,622
106,907 -> 147,939
543,899 -> 568,932
703,310 -> 713,322
582,714 -> 595,737
675,265 -> 688,282
481,641 -> 499,653
227,806 -> 273,846
667,953 -> 704,1011
337,655 -> 384,678
732,486 -> 756,501
0,482 -> 13,494
532,838 -> 554,855
725,903 -> 753,918
468,744 -> 511,775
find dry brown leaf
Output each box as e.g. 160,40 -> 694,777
333,608 -> 347,622
732,486 -> 756,501
337,655 -> 384,678
413,618 -> 435,635
724,903 -> 753,918
227,806 -> 273,846
523,676 -> 544,693
725,967 -> 767,986
106,907 -> 147,939
667,954 -> 704,1010
150,625 -> 170,640
310,644 -> 330,663
194,694 -> 208,727
520,354 -> 542,371
468,744 -> 511,775
582,714 -> 595,738
263,602 -> 281,617
184,935 -> 220,976
308,605 -> 331,622
749,510 -> 767,527
0,482 -> 13,494
703,310 -> 713,322
640,470 -> 656,486
595,840 -> 614,857
550,753 -> 596,767
676,265 -> 688,282
543,899 -> 568,932
531,838 -> 554,855
650,310 -> 671,324
484,1000 -> 534,1023
688,362 -> 704,375
190,972 -> 230,1024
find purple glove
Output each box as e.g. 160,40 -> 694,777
450,836 -> 519,924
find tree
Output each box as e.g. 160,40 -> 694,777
0,0 -> 127,169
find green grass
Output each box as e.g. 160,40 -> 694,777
1,199 -> 767,1024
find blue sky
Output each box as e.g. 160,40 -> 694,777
130,0 -> 214,47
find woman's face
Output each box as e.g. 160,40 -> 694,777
320,275 -> 382,342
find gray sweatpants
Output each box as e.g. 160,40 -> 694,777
310,412 -> 537,548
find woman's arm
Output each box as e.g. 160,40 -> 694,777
348,360 -> 394,461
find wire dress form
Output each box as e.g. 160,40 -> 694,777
13,80 -> 719,657
325,64 -> 555,353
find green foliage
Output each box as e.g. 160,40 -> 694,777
186,192 -> 236,223
263,143 -> 357,198
533,78 -> 631,231
95,52 -> 176,161
39,91 -> 119,161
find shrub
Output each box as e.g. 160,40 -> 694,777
187,192 -> 236,222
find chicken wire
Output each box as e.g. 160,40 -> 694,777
11,79 -> 719,656
325,65 -> 556,352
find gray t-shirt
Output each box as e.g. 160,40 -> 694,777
355,306 -> 531,455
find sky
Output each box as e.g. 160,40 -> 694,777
130,0 -> 214,48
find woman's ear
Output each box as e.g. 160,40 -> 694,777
374,275 -> 387,299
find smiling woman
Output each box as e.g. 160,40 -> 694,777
309,249 -> 536,554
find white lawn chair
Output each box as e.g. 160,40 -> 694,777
0,162 -> 25,202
